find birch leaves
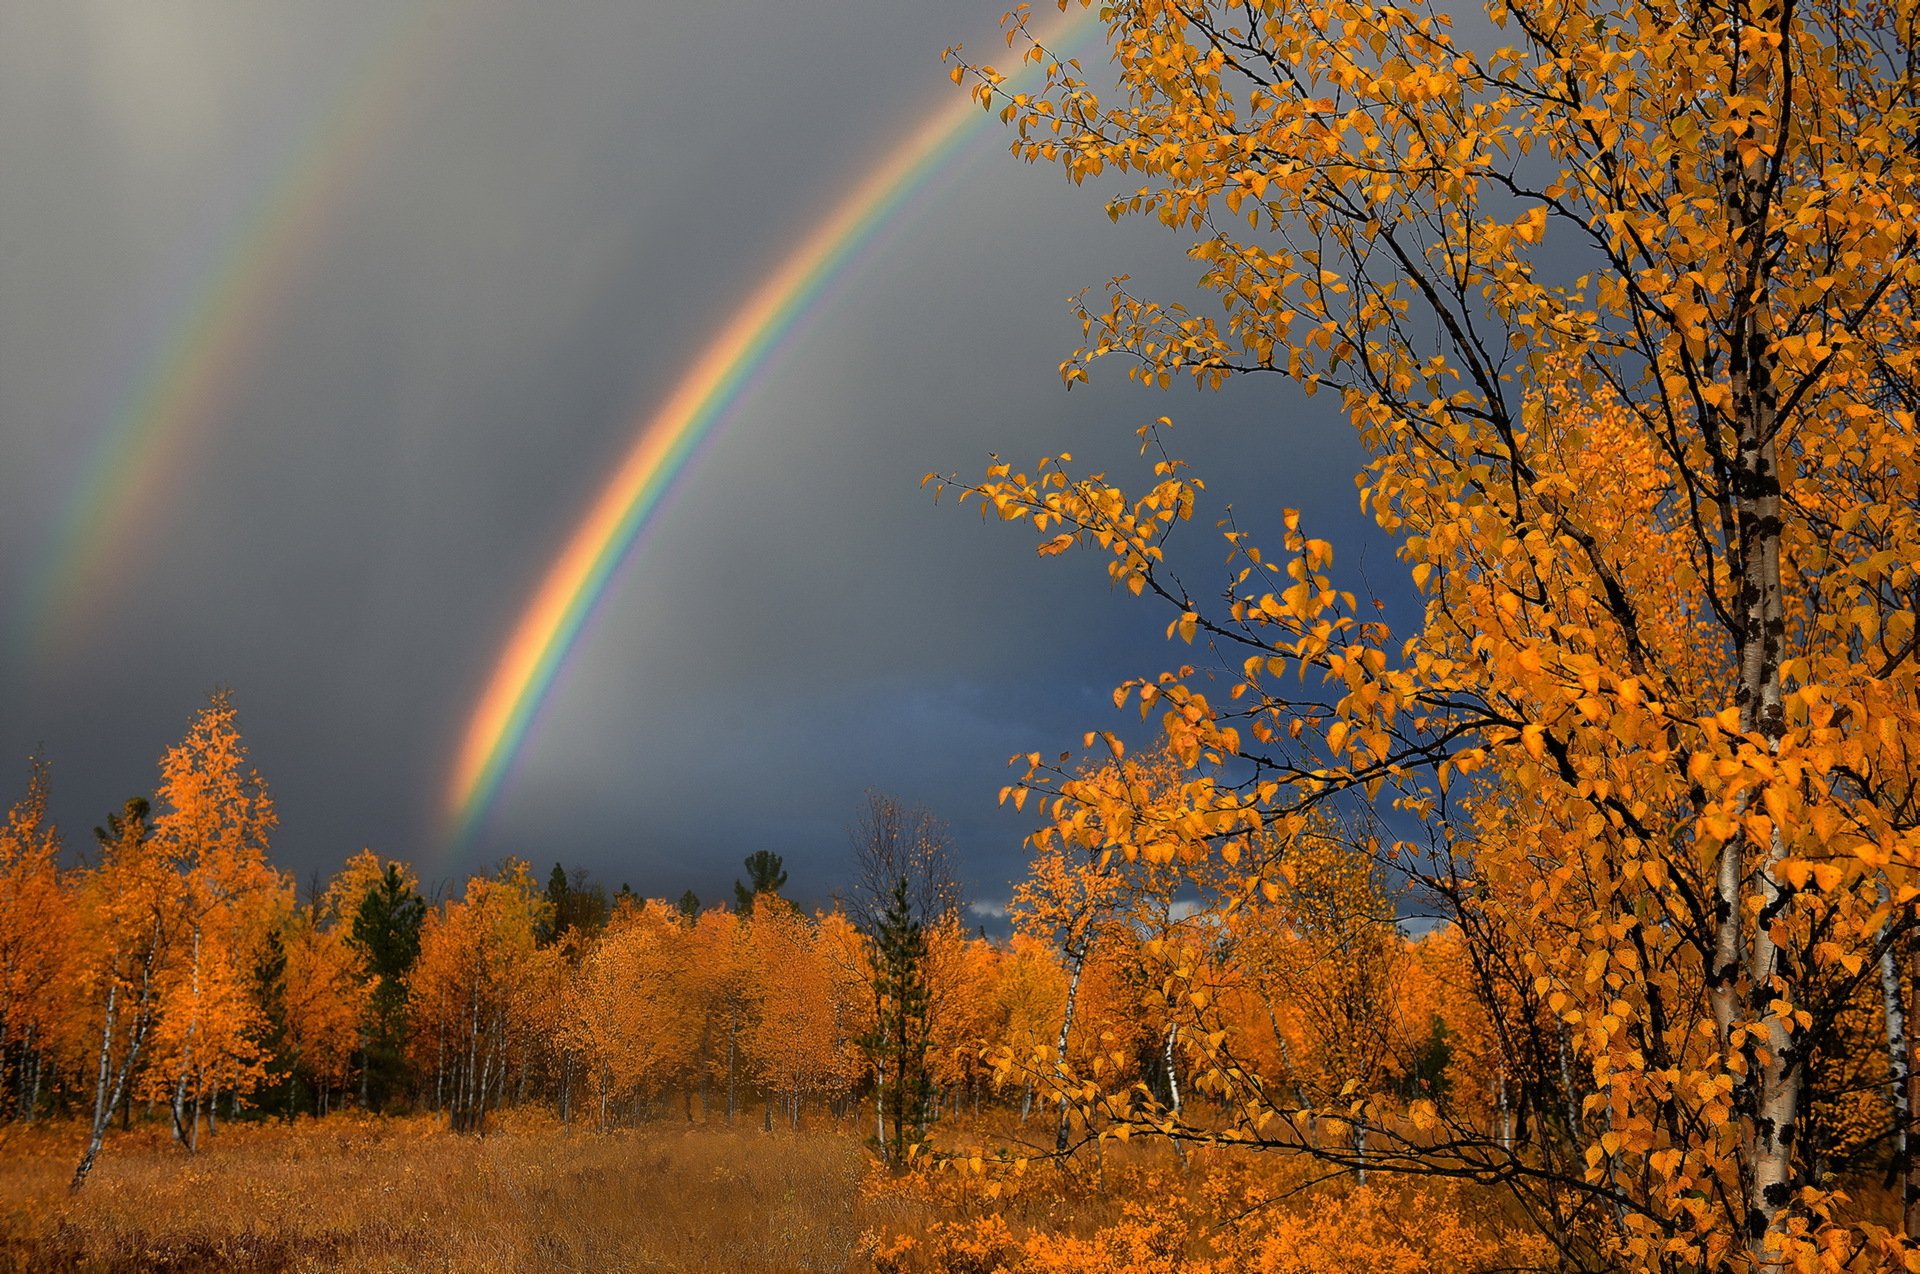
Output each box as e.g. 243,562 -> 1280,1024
940,0 -> 1920,1265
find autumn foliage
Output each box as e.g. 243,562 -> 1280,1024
0,696 -> 1534,1269
920,0 -> 1920,1267
6,0 -> 1920,1269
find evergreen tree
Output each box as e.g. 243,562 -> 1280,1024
733,851 -> 787,913
351,864 -> 424,1111
541,864 -> 609,941
676,889 -> 700,922
91,796 -> 150,850
251,926 -> 294,1120
567,871 -> 609,936
859,875 -> 933,1167
540,862 -> 570,945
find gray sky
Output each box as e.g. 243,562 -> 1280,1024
0,0 -> 1401,912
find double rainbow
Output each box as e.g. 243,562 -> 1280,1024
445,9 -> 1098,841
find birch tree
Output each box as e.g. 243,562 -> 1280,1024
937,0 -> 1920,1264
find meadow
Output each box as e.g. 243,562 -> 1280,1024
0,1111 -> 1557,1274
0,1114 -> 873,1273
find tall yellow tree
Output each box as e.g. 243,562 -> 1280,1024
745,900 -> 863,1126
938,0 -> 1920,1265
1010,751 -> 1158,1149
1224,822 -> 1409,1175
139,690 -> 284,1149
279,909 -> 368,1115
0,757 -> 72,1122
69,797 -> 172,1191
563,898 -> 698,1129
814,909 -> 880,1120
924,915 -> 1002,1118
682,905 -> 755,1121
989,932 -> 1067,1121
410,859 -> 546,1133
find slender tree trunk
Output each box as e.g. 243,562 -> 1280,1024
1054,936 -> 1089,1153
73,982 -> 120,1192
1878,881 -> 1914,1234
73,961 -> 155,1192
170,1066 -> 192,1148
476,1033 -> 495,1137
1164,1026 -> 1182,1116
1904,924 -> 1920,1243
1738,433 -> 1797,1255
1714,20 -> 1799,1250
726,1014 -> 739,1123
1556,1025 -> 1581,1138
457,978 -> 482,1133
1908,929 -> 1920,1238
24,1034 -> 43,1123
171,927 -> 202,1150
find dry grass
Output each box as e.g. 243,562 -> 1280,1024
0,1112 -> 874,1273
0,1111 -> 1572,1273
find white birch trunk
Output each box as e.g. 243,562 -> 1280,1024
1879,877 -> 1912,1236
1054,936 -> 1088,1153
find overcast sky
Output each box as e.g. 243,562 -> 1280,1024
0,1 -> 1405,913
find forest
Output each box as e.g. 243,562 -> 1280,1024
8,0 -> 1920,1268
0,694 -> 1577,1271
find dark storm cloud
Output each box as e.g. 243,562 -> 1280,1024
0,1 -> 1404,909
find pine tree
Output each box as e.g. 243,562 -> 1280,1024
251,927 -> 293,1120
733,852 -> 787,913
860,875 -> 933,1167
541,863 -> 570,945
351,863 -> 423,1111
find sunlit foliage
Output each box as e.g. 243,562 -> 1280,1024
925,0 -> 1920,1264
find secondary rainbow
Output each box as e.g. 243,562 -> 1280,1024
446,11 -> 1098,841
23,4 -> 455,654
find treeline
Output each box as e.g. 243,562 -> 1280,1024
0,692 -> 1531,1193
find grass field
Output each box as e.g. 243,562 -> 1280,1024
0,1114 -> 885,1272
0,1112 -> 1568,1272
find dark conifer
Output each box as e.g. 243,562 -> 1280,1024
860,875 -> 933,1166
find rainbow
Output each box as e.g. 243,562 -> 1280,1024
23,4 -> 453,654
446,9 -> 1100,841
